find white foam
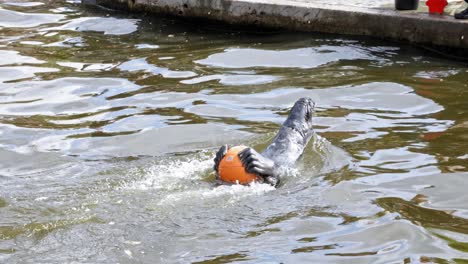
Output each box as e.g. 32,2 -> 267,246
125,155 -> 213,191
121,152 -> 277,207
157,181 -> 275,207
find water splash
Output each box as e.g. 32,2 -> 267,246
124,155 -> 213,191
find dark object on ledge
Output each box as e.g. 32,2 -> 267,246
395,0 -> 419,10
455,7 -> 468,19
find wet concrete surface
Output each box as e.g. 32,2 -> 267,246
93,0 -> 468,52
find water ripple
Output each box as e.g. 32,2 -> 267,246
195,46 -> 383,69
1,1 -> 468,262
44,17 -> 140,35
0,7 -> 65,28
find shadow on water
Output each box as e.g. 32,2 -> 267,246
191,253 -> 251,264
377,196 -> 468,236
377,196 -> 468,258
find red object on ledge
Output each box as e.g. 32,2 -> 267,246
426,0 -> 448,14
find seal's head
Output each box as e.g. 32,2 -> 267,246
283,97 -> 315,138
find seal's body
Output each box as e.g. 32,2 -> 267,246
262,97 -> 315,166
214,97 -> 315,186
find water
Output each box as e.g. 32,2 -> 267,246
0,1 -> 467,263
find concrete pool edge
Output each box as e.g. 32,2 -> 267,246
91,0 -> 468,54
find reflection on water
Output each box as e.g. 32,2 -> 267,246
0,0 -> 467,263
44,16 -> 139,35
0,8 -> 65,28
118,57 -> 197,78
195,46 -> 380,69
0,50 -> 45,65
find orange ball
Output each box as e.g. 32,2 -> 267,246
218,146 -> 261,184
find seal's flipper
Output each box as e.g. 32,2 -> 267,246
238,147 -> 279,186
264,176 -> 280,187
213,145 -> 228,174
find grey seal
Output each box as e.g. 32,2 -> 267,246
213,97 -> 315,186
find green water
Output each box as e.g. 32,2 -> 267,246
0,1 -> 467,263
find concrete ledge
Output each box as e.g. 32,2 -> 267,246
94,0 -> 468,51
